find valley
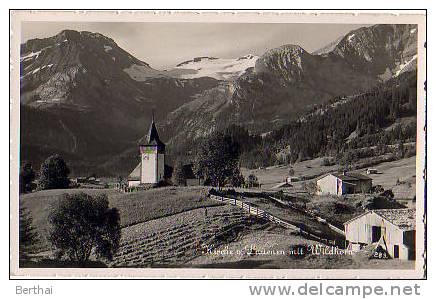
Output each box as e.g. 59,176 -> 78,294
17,22 -> 419,270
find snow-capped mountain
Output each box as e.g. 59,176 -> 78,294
19,30 -> 219,174
163,24 -> 418,150
171,54 -> 258,80
19,24 -> 418,175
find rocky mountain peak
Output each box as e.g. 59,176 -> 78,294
254,44 -> 312,83
331,24 -> 417,79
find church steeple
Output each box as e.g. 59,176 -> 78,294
129,111 -> 166,185
141,112 -> 165,149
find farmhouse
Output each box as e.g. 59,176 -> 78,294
344,209 -> 415,260
128,114 -> 166,187
316,171 -> 372,195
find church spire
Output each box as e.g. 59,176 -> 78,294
138,110 -> 165,149
145,111 -> 165,148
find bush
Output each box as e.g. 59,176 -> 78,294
380,189 -> 395,199
231,172 -> 245,187
153,180 -> 172,188
48,192 -> 121,263
246,174 -> 259,188
320,157 -> 334,167
38,154 -> 70,190
371,185 -> 385,194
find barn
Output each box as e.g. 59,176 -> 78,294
344,209 -> 415,260
316,171 -> 372,195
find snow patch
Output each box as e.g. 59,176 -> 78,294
21,64 -> 53,78
394,55 -> 417,77
20,50 -> 41,61
104,45 -> 113,52
347,33 -> 355,42
410,28 -> 417,34
31,64 -> 53,74
173,55 -> 258,80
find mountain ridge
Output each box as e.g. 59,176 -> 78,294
19,24 -> 418,175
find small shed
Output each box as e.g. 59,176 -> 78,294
344,209 -> 415,260
316,171 -> 372,196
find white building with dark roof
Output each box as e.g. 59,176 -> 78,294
316,171 -> 372,195
344,208 -> 416,260
127,113 -> 165,187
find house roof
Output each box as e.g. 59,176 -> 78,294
330,172 -> 372,181
373,209 -> 416,230
344,208 -> 416,231
128,163 -> 141,180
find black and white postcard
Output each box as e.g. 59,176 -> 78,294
9,10 -> 426,279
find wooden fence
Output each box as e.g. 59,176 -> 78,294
268,196 -> 345,236
209,194 -> 342,246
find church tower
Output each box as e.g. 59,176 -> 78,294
139,113 -> 165,184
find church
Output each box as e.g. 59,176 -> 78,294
127,114 -> 166,187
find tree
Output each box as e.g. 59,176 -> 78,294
38,154 -> 70,190
48,193 -> 121,264
19,162 -> 35,193
193,132 -> 240,188
19,207 -> 39,261
231,170 -> 245,188
172,159 -> 186,186
247,174 -> 259,188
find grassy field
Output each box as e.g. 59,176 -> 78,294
20,186 -> 222,251
369,156 -> 416,199
242,156 -> 416,199
111,205 -> 249,267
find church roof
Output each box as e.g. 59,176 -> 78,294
128,163 -> 141,180
139,113 -> 165,148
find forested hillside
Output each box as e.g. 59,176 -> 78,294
191,71 -> 417,169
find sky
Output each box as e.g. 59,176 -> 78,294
21,22 -> 366,69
